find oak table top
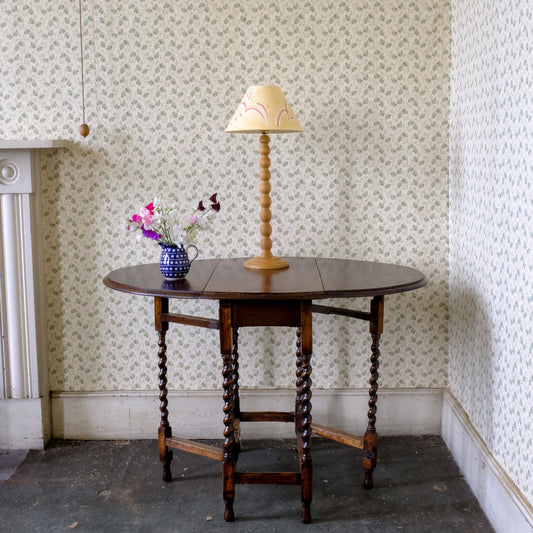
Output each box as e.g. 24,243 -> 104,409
103,257 -> 427,300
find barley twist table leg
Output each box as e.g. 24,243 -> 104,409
220,302 -> 236,522
295,326 -> 303,449
363,296 -> 384,489
157,328 -> 173,482
298,301 -> 313,523
232,327 -> 241,455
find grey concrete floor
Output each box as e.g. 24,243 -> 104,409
0,436 -> 494,532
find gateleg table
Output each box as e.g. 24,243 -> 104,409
104,257 -> 427,523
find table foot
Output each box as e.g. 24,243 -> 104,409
301,504 -> 312,524
162,463 -> 172,483
300,459 -> 313,524
224,500 -> 235,522
363,433 -> 377,489
158,425 -> 173,482
223,458 -> 236,522
363,439 -> 377,489
363,419 -> 379,484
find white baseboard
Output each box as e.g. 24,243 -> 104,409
441,390 -> 533,533
51,387 -> 442,441
0,397 -> 50,450
45,386 -> 533,533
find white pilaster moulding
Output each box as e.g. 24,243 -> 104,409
0,139 -> 66,449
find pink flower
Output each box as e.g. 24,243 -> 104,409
141,207 -> 153,227
124,195 -> 220,246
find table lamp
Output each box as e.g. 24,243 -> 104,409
226,85 -> 303,270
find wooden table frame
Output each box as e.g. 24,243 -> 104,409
104,257 -> 426,524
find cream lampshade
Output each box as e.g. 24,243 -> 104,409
226,85 -> 303,270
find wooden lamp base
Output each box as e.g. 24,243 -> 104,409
244,255 -> 289,270
245,133 -> 290,271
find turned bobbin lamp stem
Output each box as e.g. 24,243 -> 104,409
244,133 -> 289,269
226,85 -> 303,270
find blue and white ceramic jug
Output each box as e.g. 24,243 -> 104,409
159,243 -> 198,280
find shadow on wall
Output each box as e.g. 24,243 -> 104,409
449,284 -> 495,450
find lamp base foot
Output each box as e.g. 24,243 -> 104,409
244,256 -> 289,270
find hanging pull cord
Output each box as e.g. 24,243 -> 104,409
78,0 -> 89,137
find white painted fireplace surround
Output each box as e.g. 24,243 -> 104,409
0,140 -> 65,448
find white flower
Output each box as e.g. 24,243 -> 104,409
122,216 -> 140,231
124,193 -> 220,247
170,224 -> 187,245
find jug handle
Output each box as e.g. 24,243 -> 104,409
186,244 -> 198,264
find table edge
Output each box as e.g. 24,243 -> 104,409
322,275 -> 428,298
103,258 -> 428,300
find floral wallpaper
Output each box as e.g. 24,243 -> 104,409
0,2 -> 450,393
449,0 -> 533,502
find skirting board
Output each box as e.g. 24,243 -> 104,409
51,388 -> 442,441
0,397 -> 51,450
441,390 -> 533,533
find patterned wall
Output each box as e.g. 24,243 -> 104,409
449,1 -> 533,502
1,2 -> 450,393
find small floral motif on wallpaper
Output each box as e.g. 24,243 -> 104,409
449,0 -> 532,503
2,2 -> 450,392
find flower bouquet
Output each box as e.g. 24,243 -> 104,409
124,194 -> 220,280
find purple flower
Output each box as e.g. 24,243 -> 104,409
124,194 -> 220,247
142,227 -> 161,240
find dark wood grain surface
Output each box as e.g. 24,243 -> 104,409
103,257 -> 427,299
103,259 -> 220,298
316,257 -> 427,297
203,257 -> 323,299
